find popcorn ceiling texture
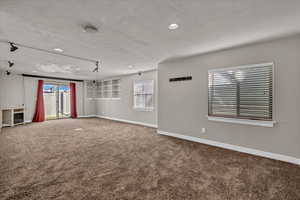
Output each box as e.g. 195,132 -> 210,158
0,118 -> 299,200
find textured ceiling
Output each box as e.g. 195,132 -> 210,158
0,0 -> 300,79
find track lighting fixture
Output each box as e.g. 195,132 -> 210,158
93,61 -> 100,72
9,42 -> 18,52
1,40 -> 101,72
5,70 -> 11,76
8,61 -> 14,67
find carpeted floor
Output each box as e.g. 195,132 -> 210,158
0,118 -> 299,200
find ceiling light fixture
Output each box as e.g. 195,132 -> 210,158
0,40 -> 98,63
93,61 -> 100,72
128,65 -> 133,69
5,70 -> 11,76
53,48 -> 63,52
8,61 -> 14,67
9,42 -> 18,52
168,23 -> 179,30
1,40 -> 102,73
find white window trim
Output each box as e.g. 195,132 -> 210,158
133,79 -> 154,112
207,116 -> 276,127
208,62 -> 274,72
208,62 -> 275,123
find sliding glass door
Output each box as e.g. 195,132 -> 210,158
43,83 -> 70,120
58,85 -> 70,118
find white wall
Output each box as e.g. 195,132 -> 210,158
0,73 -> 24,109
158,35 -> 300,159
0,71 -> 156,125
96,70 -> 157,127
0,73 -> 96,122
83,81 -> 96,116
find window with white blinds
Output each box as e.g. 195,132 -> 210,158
134,80 -> 154,111
208,63 -> 273,121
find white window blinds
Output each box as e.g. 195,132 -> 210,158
208,63 -> 273,121
134,80 -> 154,111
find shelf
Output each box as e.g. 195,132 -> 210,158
14,122 -> 25,126
14,111 -> 24,114
86,79 -> 121,99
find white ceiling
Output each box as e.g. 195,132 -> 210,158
0,0 -> 300,80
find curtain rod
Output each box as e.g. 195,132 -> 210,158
0,40 -> 98,63
22,74 -> 84,82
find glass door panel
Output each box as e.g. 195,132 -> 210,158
43,84 -> 58,120
43,83 -> 70,120
58,85 -> 70,118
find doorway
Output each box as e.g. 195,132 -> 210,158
43,83 -> 70,120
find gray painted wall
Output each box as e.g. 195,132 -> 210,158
96,70 -> 157,126
158,35 -> 300,158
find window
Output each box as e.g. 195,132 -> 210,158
86,81 -> 97,98
208,63 -> 273,121
86,79 -> 120,99
134,80 -> 154,111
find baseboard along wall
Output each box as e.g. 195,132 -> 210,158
157,130 -> 300,166
96,115 -> 157,128
25,116 -> 299,165
78,115 -> 96,118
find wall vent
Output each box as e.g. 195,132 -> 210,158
169,76 -> 192,82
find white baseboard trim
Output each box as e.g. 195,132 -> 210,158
157,130 -> 300,166
96,115 -> 158,128
24,116 -> 95,123
78,115 -> 96,118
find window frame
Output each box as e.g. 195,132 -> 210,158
133,79 -> 154,112
86,79 -> 121,100
208,62 -> 274,122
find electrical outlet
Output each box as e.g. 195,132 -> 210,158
201,128 -> 206,133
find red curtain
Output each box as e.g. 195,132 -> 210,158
32,80 -> 45,122
70,83 -> 77,118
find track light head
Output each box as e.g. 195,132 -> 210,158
5,70 -> 11,76
8,61 -> 14,67
93,61 -> 100,72
9,42 -> 18,52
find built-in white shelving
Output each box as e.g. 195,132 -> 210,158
86,79 -> 120,99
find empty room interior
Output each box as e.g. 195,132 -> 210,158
0,1 -> 300,199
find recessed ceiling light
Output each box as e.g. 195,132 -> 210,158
53,48 -> 63,52
128,65 -> 133,69
168,23 -> 179,30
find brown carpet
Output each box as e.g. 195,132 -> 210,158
0,118 -> 299,200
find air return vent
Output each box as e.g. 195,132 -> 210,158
83,24 -> 99,33
169,76 -> 192,82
